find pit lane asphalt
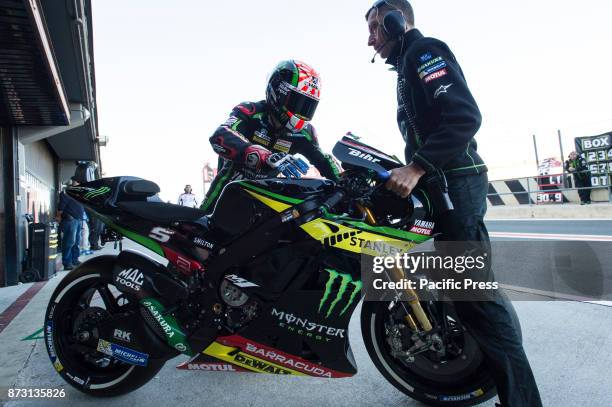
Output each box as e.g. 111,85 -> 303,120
5,301 -> 612,407
3,220 -> 612,407
486,219 -> 612,236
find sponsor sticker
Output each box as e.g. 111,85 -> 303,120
186,363 -> 237,371
45,321 -> 56,359
97,339 -> 149,366
414,219 -> 434,229
409,226 -> 432,235
273,139 -> 292,153
115,268 -> 144,291
141,299 -> 191,354
45,320 -> 63,372
417,56 -> 443,73
193,237 -> 214,250
271,308 -> 347,338
253,129 -> 271,146
232,352 -> 293,374
419,52 -> 432,62
348,147 -> 381,163
418,61 -> 447,78
225,274 -> 259,288
243,341 -> 335,377
424,69 -> 448,83
113,329 -> 132,342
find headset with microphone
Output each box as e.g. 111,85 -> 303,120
370,9 -> 407,63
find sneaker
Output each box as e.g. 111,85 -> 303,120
73,260 -> 82,266
63,264 -> 74,271
91,245 -> 102,251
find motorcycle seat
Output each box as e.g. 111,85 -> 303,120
117,201 -> 207,225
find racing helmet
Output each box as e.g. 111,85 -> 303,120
266,60 -> 321,132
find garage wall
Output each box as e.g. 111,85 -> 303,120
23,140 -> 57,223
0,127 -> 5,286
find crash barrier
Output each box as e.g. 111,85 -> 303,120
487,172 -> 612,206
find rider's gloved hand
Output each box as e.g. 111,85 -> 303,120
267,153 -> 310,179
243,145 -> 273,172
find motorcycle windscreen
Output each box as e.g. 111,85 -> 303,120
332,137 -> 403,173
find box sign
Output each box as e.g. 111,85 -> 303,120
575,132 -> 612,187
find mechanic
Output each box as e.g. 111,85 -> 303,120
564,151 -> 591,204
200,60 -> 340,213
365,1 -> 542,406
56,177 -> 85,270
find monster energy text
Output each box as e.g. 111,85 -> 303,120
271,309 -> 345,339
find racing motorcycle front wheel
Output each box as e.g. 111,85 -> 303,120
361,300 -> 497,406
44,256 -> 165,397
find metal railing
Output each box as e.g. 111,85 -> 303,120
487,171 -> 612,205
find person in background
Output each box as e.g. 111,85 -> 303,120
88,216 -> 104,250
80,211 -> 89,254
72,161 -> 104,250
564,151 -> 591,204
56,177 -> 85,270
178,184 -> 199,208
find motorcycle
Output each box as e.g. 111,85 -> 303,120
44,136 -> 498,406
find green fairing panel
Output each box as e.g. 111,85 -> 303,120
238,182 -> 304,205
94,213 -> 165,257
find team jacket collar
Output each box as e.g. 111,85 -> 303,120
385,28 -> 424,67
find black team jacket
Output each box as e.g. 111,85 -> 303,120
387,29 -> 487,177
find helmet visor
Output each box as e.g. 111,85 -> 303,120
285,88 -> 319,122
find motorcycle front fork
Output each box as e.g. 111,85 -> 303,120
359,205 -> 433,333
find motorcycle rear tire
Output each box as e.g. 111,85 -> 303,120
44,256 -> 165,397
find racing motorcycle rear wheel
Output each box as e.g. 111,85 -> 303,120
361,300 -> 497,406
44,256 -> 165,397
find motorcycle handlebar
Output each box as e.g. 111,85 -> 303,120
377,170 -> 391,181
377,168 -> 453,213
320,190 -> 345,212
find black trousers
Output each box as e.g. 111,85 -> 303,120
574,176 -> 592,203
434,173 -> 543,407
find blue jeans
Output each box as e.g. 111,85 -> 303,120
60,218 -> 81,267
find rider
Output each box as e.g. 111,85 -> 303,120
200,60 -> 341,213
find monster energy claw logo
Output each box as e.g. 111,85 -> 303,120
319,269 -> 362,318
84,186 -> 111,199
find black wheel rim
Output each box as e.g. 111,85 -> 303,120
49,273 -> 137,387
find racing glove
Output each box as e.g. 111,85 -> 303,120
267,153 -> 310,179
243,145 -> 273,172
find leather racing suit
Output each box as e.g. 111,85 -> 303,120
201,100 -> 340,213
